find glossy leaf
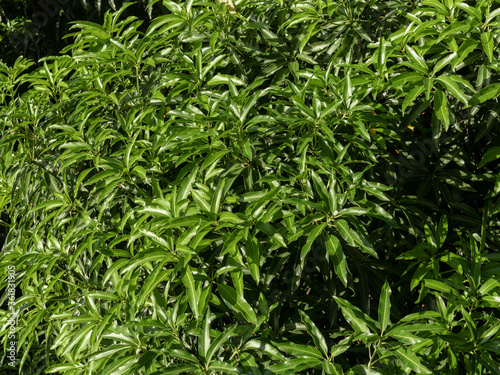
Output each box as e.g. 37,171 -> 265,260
378,280 -> 392,335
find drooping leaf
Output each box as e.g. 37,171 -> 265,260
378,280 -> 392,335
218,284 -> 257,324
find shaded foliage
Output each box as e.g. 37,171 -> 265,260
0,0 -> 161,65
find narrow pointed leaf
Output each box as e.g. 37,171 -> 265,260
299,310 -> 329,357
394,346 -> 432,374
436,75 -> 467,104
182,265 -> 199,319
434,89 -> 450,130
378,280 -> 392,335
218,284 -> 257,324
325,234 -> 348,287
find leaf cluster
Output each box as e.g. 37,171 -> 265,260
1,0 -> 500,374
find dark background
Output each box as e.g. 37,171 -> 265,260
0,0 -> 162,66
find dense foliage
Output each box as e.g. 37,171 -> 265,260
1,0 -> 500,374
0,0 -> 156,65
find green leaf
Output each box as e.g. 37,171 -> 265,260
348,365 -> 382,375
101,355 -> 137,375
434,89 -> 450,130
377,37 -> 387,74
402,99 -> 432,128
138,229 -> 170,250
335,219 -> 378,258
330,345 -> 350,358
244,339 -> 286,361
58,323 -> 95,357
46,365 -> 80,373
378,280 -> 392,335
354,24 -> 373,42
455,2 -> 482,21
468,83 -> 500,107
200,150 -> 230,172
300,223 -> 327,267
423,279 -> 452,293
436,75 -> 468,104
124,133 -> 138,170
436,22 -> 470,44
268,358 -> 322,374
337,207 -> 370,218
311,170 -> 329,201
137,206 -> 170,217
480,352 -> 500,375
453,39 -> 479,70
206,74 -> 246,86
406,45 -> 429,74
478,146 -> 500,168
481,32 -> 494,62
87,291 -> 121,301
478,278 -> 500,296
402,85 -> 425,114
206,324 -> 238,364
103,258 -> 129,286
389,72 -> 424,89
166,349 -> 199,364
486,7 -> 500,24
394,346 -> 432,374
388,326 -> 424,345
178,168 -> 198,203
121,250 -> 174,274
137,264 -> 171,308
299,21 -> 319,54
217,284 -> 257,324
358,184 -> 389,203
85,345 -> 134,362
199,308 -> 211,362
432,52 -> 457,76
31,199 -> 65,212
208,360 -> 239,373
343,71 -> 352,108
220,230 -> 243,257
131,165 -> 147,180
271,341 -> 324,360
423,77 -> 434,100
299,310 -> 329,357
325,234 -> 348,287
219,211 -> 246,224
333,297 -> 371,334
84,170 -> 119,186
153,364 -> 199,374
436,215 -> 448,249
424,223 -> 438,253
182,265 -> 200,319
256,222 -> 287,248
192,189 -> 211,212
335,219 -> 356,247
353,120 -> 371,141
211,179 -> 225,214
158,216 -> 204,229
246,237 -> 260,283
71,20 -> 110,39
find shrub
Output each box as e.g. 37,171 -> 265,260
1,0 -> 500,374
